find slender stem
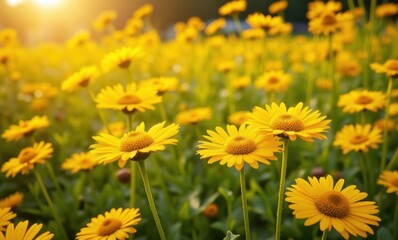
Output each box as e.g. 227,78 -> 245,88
45,162 -> 63,195
386,147 -> 398,170
127,114 -> 137,208
137,160 -> 166,240
240,166 -> 251,240
381,78 -> 393,171
275,139 -> 289,240
362,152 -> 374,196
232,14 -> 242,34
34,171 -> 68,240
359,152 -> 370,194
321,230 -> 328,240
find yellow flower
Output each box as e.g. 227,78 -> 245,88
93,10 -> 117,32
66,30 -> 91,48
333,124 -> 382,154
1,142 -> 53,177
371,59 -> 398,78
268,0 -> 288,15
216,59 -> 236,73
0,220 -> 54,240
197,124 -> 282,170
246,13 -> 282,31
0,208 -> 16,232
139,77 -> 178,94
20,83 -> 58,99
373,118 -> 396,131
336,52 -> 362,77
62,152 -> 97,173
133,3 -> 154,19
176,107 -> 212,125
388,102 -> 398,116
0,28 -> 18,47
316,78 -> 333,91
307,1 -> 342,19
255,70 -> 292,93
247,102 -> 331,142
241,28 -> 266,40
286,175 -> 380,239
101,46 -> 142,72
337,90 -> 386,113
0,192 -> 24,209
76,208 -> 141,240
377,170 -> 398,195
218,0 -> 247,16
100,121 -> 126,137
230,75 -> 251,90
375,3 -> 398,18
62,66 -> 99,92
309,11 -> 353,35
228,111 -> 250,126
205,18 -> 226,35
90,122 -> 179,167
2,116 -> 49,142
95,82 -> 162,114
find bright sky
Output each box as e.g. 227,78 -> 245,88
7,0 -> 62,8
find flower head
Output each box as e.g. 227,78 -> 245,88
95,83 -> 162,114
0,192 -> 24,209
371,59 -> 398,78
338,90 -> 386,113
333,124 -> 382,154
0,208 -> 16,232
218,0 -> 247,16
377,170 -> 398,195
93,10 -> 117,32
76,208 -> 141,240
308,11 -> 353,36
255,70 -> 292,93
101,47 -> 142,72
139,77 -> 178,95
62,66 -> 99,92
247,102 -> 331,142
286,175 -> 381,239
0,220 -> 54,240
90,122 -> 179,167
176,107 -> 212,125
2,116 -> 49,142
268,0 -> 288,15
228,111 -> 250,126
205,18 -> 226,35
62,152 -> 97,173
1,142 -> 53,177
197,124 -> 282,170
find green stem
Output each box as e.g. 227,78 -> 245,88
359,152 -> 370,194
232,14 -> 242,34
240,166 -> 251,240
321,230 -> 328,240
275,139 -> 289,240
34,171 -> 68,240
137,161 -> 166,240
87,87 -> 111,133
381,78 -> 393,171
45,162 -> 63,195
386,147 -> 398,170
362,152 -> 375,196
130,161 -> 136,208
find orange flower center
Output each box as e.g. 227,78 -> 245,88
97,218 -> 122,236
355,95 -> 373,105
269,114 -> 304,132
268,76 -> 280,84
18,148 -> 37,163
225,136 -> 256,155
350,135 -> 368,145
391,177 -> 398,188
117,94 -> 141,105
120,132 -> 154,152
385,60 -> 398,71
322,12 -> 337,26
78,77 -> 90,87
315,191 -> 350,218
118,59 -> 132,68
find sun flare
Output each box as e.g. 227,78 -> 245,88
32,0 -> 61,8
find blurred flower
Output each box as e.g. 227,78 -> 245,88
309,11 -> 353,36
286,175 -> 380,239
371,59 -> 398,78
2,116 -> 49,142
246,13 -> 282,31
0,208 -> 16,231
247,102 -> 331,142
218,0 -> 247,16
20,83 -> 58,99
0,28 -> 19,47
0,220 -> 53,240
377,170 -> 398,195
264,60 -> 284,71
133,3 -> 154,19
100,121 -> 126,137
203,203 -> 219,218
333,124 -> 382,154
101,46 -> 142,72
373,118 -> 395,131
66,30 -> 91,48
311,167 -> 325,178
30,98 -> 50,113
139,77 -> 178,95
116,168 -> 131,183
187,16 -> 205,31
268,1 -> 288,15
93,10 -> 117,32
307,0 -> 342,20
216,59 -> 236,73
124,17 -> 144,37
228,111 -> 250,126
241,28 -> 265,40
95,83 -> 162,114
375,3 -> 398,18
62,66 -> 99,92
62,152 -> 96,173
1,142 -> 53,177
197,124 -> 282,170
336,52 -> 361,77
388,102 -> 398,116
0,192 -> 24,209
90,122 -> 179,167
337,90 -> 386,113
255,70 -> 292,93
315,78 -> 333,91
230,75 -> 251,90
176,107 -> 212,125
205,18 -> 226,35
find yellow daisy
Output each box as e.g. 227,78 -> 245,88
286,175 -> 381,239
246,13 -> 283,32
218,0 -> 247,16
2,116 -> 49,142
333,124 -> 382,154
139,77 -> 178,95
61,66 -> 99,92
255,70 -> 292,93
133,3 -> 154,19
241,28 -> 266,40
76,208 -> 141,240
205,18 -> 226,35
62,152 -> 96,173
0,220 -> 53,240
101,46 -> 142,72
337,90 -> 386,113
268,0 -> 288,15
176,107 -> 212,125
0,208 -> 16,232
230,76 -> 251,90
95,82 -> 162,114
377,170 -> 398,195
389,102 -> 398,116
375,3 -> 398,18
371,59 -> 398,78
100,121 -> 126,137
90,122 -> 179,167
1,142 -> 53,178
247,102 -> 331,142
308,11 -> 353,36
228,111 -> 250,126
307,1 -> 342,19
197,124 -> 282,170
0,192 -> 24,209
93,10 -> 117,32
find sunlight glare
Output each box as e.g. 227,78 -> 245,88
6,0 -> 27,7
32,0 -> 61,8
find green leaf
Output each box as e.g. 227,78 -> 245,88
223,231 -> 240,240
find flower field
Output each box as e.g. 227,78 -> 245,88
1,1 -> 398,239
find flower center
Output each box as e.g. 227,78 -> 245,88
269,114 -> 305,132
391,178 -> 398,188
97,218 -> 122,236
315,191 -> 350,218
225,136 -> 256,155
268,76 -> 280,84
355,95 -> 373,105
350,135 -> 368,145
120,132 -> 154,152
18,148 -> 37,164
117,94 -> 141,105
385,60 -> 398,71
322,13 -> 337,26
118,59 -> 132,68
79,77 -> 90,87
